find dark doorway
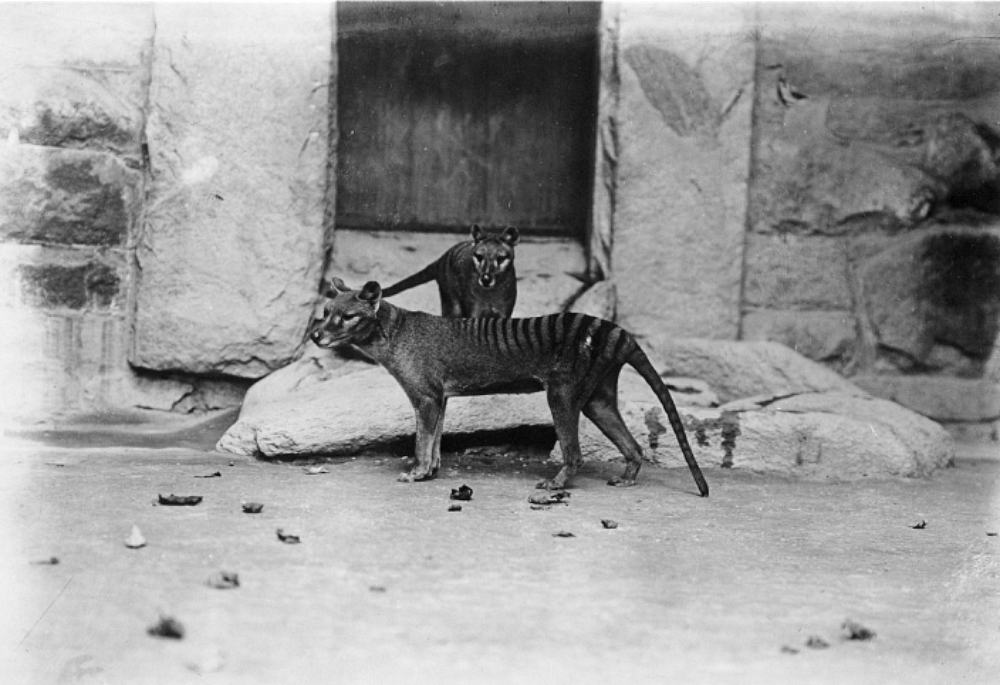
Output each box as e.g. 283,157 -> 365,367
335,1 -> 600,238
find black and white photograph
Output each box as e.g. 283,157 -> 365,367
1,1 -> 998,683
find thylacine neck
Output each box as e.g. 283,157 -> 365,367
349,299 -> 405,364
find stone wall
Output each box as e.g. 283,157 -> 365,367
604,3 -> 755,340
0,4 -> 330,422
741,3 -> 1000,436
0,4 -> 152,421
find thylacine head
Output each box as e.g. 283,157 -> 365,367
308,278 -> 384,349
469,224 -> 518,290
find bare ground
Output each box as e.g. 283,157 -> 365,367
1,413 -> 998,685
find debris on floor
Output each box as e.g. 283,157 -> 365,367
242,502 -> 264,514
276,528 -> 301,544
448,504 -> 462,512
450,484 -> 474,501
370,585 -> 387,593
186,648 -> 225,675
303,465 -> 329,475
601,519 -> 619,529
195,471 -> 222,479
147,614 -> 185,640
528,491 -> 570,506
30,556 -> 59,565
553,530 -> 576,538
842,619 -> 876,641
206,571 -> 240,589
124,525 -> 146,549
805,635 -> 829,649
158,494 -> 203,506
910,519 -> 927,530
780,645 -> 799,654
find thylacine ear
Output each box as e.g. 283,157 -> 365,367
357,281 -> 382,313
470,223 -> 486,243
500,226 -> 520,247
321,277 -> 351,297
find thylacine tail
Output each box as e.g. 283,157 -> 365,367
626,346 -> 710,498
381,259 -> 440,298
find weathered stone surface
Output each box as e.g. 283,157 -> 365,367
0,4 -> 153,160
131,4 -> 331,378
852,374 -> 1000,423
217,365 -> 554,458
743,234 -> 853,309
554,391 -> 953,480
638,336 -> 864,403
0,145 -> 143,246
18,261 -> 121,310
612,3 -> 753,340
857,225 -> 1000,367
741,310 -> 858,366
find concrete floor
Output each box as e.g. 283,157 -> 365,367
1,413 -> 998,685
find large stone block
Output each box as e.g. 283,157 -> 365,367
611,3 -> 754,340
741,309 -> 858,367
0,4 -> 153,160
742,234 -> 853,310
857,224 -> 1000,367
131,5 -> 331,378
0,145 -> 143,246
638,336 -> 864,403
553,391 -> 953,480
853,374 -> 1000,423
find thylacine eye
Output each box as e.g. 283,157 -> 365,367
342,312 -> 357,321
473,254 -> 484,263
497,256 -> 508,265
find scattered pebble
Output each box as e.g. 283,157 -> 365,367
780,645 -> 799,654
158,494 -> 203,506
205,571 -> 240,589
242,502 -> 264,514
30,556 -> 59,565
601,519 -> 619,530
986,531 -> 997,537
528,491 -> 570,506
529,505 -> 549,511
147,614 -> 185,639
805,636 -> 829,649
553,531 -> 575,538
448,504 -> 463,512
369,585 -> 387,593
450,484 -> 474,501
276,528 -> 301,544
303,465 -> 329,475
186,648 -> 225,674
910,519 -> 927,530
195,471 -> 222,479
125,525 -> 147,549
842,619 -> 876,641
228,461 -> 235,467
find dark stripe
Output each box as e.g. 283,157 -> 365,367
564,313 -> 586,350
499,318 -> 511,354
610,327 -> 631,363
489,317 -> 500,353
543,315 -> 558,352
510,318 -> 526,355
529,317 -> 543,355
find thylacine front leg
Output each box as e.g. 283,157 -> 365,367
399,393 -> 445,482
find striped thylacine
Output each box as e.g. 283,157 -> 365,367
380,224 -> 519,318
309,278 -> 708,496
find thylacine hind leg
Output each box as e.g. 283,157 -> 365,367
538,384 -> 583,490
581,368 -> 643,487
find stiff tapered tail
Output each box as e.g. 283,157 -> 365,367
381,260 -> 439,298
626,348 -> 710,497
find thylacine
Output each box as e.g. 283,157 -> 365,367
381,224 -> 519,318
308,278 -> 709,496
